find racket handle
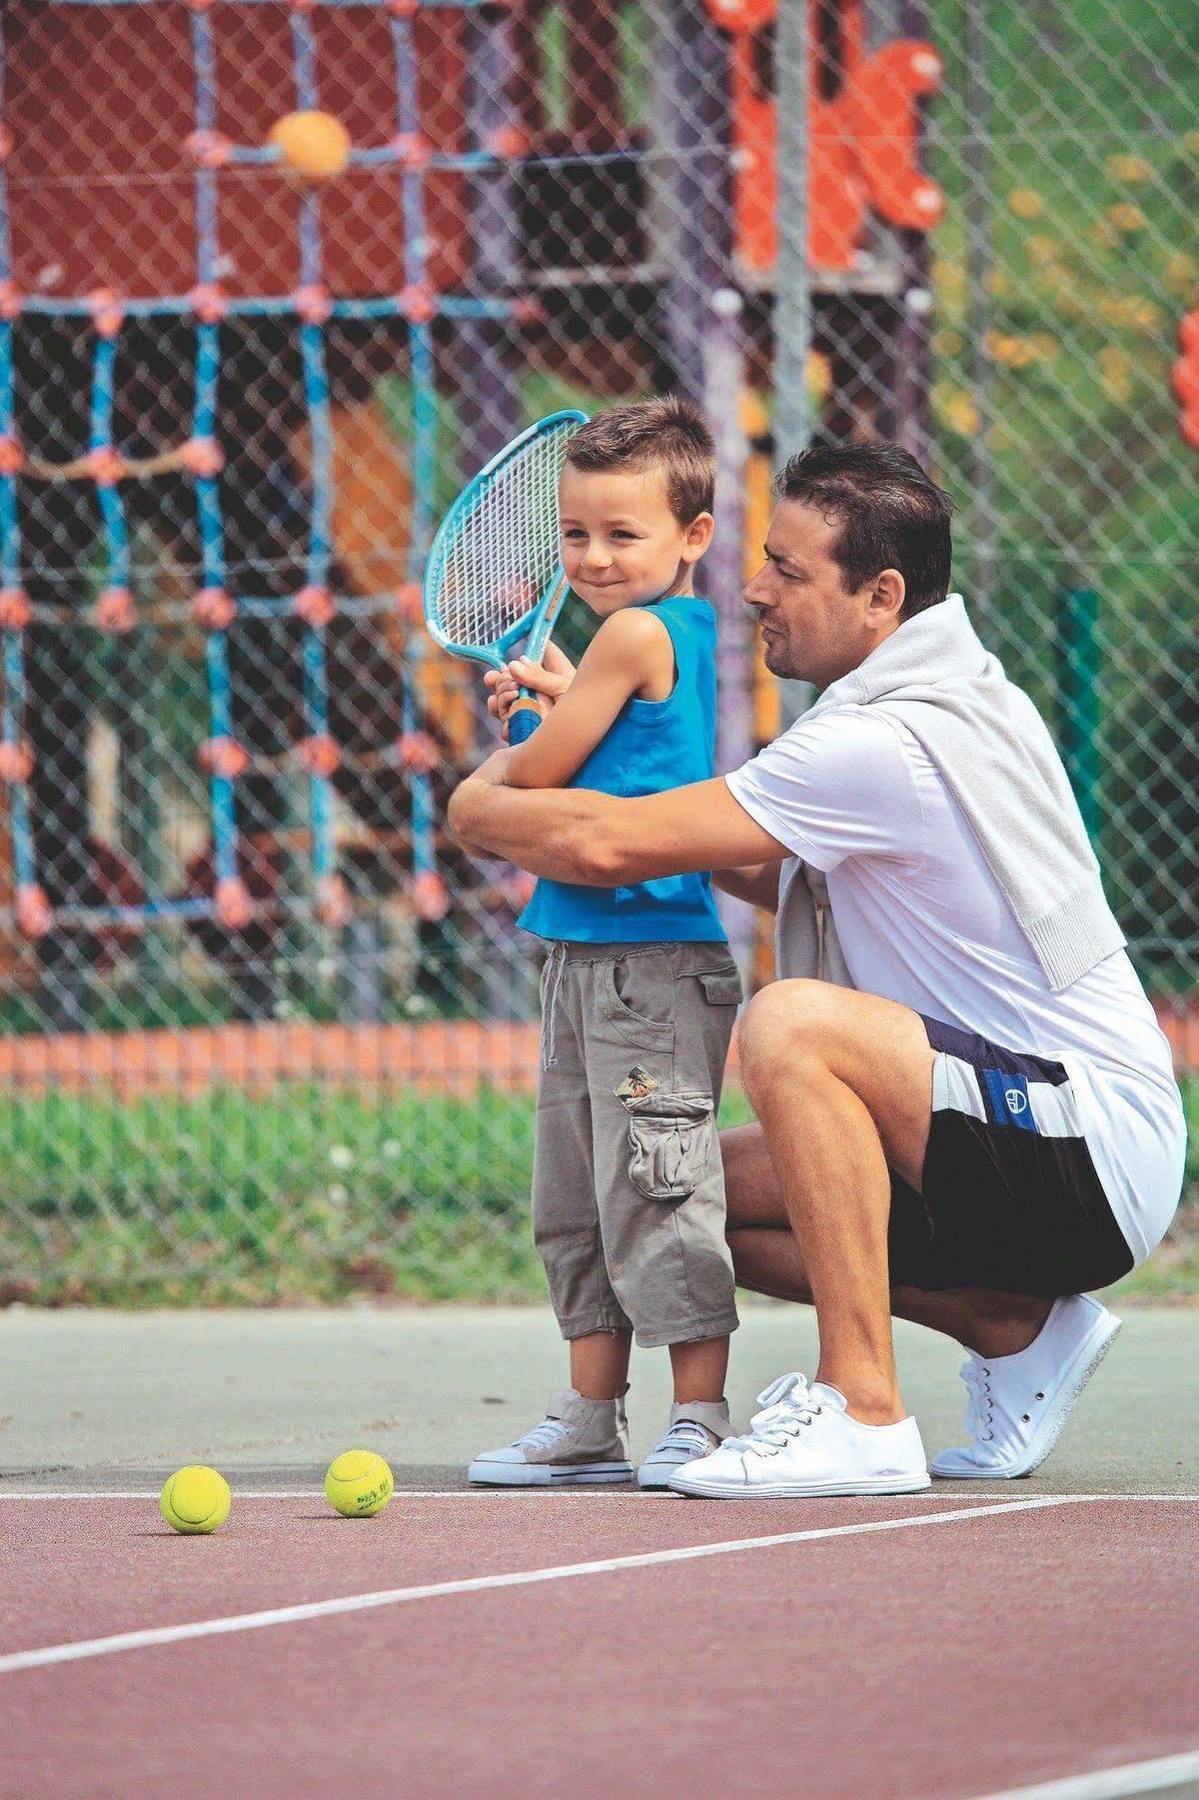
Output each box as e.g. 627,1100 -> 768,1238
507,696 -> 543,744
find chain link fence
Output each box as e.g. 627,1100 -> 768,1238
0,0 -> 1194,1301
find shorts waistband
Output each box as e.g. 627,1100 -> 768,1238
550,940 -> 726,965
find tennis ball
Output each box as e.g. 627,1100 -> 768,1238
160,1465 -> 231,1535
268,111 -> 351,181
324,1450 -> 394,1518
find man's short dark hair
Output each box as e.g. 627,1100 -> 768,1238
774,442 -> 954,617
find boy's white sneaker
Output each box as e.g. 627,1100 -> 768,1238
637,1399 -> 735,1490
932,1293 -> 1122,1480
468,1388 -> 633,1486
668,1372 -> 931,1498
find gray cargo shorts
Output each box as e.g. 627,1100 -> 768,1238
532,940 -> 742,1350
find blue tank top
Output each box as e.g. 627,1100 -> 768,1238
518,594 -> 726,943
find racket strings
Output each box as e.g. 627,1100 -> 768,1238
431,418 -> 578,654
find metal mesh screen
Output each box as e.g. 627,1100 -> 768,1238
0,0 -> 1193,1301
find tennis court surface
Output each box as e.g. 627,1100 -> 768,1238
2,1304 -> 1196,1799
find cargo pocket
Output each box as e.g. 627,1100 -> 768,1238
626,1093 -> 715,1203
696,968 -> 742,1009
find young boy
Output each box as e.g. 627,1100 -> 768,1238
466,397 -> 743,1490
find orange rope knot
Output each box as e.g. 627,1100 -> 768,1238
487,126 -> 528,161
0,740 -> 34,783
297,733 -> 341,778
180,436 -> 225,478
410,868 -> 449,923
0,587 -> 31,630
16,883 -> 53,940
315,872 -> 353,928
192,587 -> 236,632
295,285 -> 334,326
0,282 -> 21,322
511,295 -> 547,328
394,582 -> 423,622
398,284 -> 437,325
388,0 -> 419,16
396,729 -> 439,773
87,288 -> 125,338
86,446 -> 126,486
93,585 -> 137,633
188,284 -> 228,324
185,130 -> 233,169
294,584 -> 335,628
390,133 -> 432,172
0,434 -> 24,476
215,875 -> 254,931
199,737 -> 250,780
0,127 -> 13,163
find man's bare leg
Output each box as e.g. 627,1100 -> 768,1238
735,981 -> 1059,1424
721,1120 -> 1054,1357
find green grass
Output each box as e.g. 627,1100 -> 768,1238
1,1080 -> 1191,1307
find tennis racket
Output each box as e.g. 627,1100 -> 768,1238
423,409 -> 587,745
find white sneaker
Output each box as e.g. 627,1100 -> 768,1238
637,1399 -> 735,1490
468,1388 -> 633,1486
932,1294 -> 1122,1480
668,1373 -> 931,1498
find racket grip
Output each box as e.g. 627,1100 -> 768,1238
507,696 -> 542,744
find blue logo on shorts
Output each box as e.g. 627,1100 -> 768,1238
982,1069 -> 1038,1132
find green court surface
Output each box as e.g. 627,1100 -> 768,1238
2,1302 -> 1194,1498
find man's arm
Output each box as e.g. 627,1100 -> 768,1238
713,863 -> 782,912
448,768 -> 789,887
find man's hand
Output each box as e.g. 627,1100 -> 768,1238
484,643 -> 576,740
467,745 -> 516,787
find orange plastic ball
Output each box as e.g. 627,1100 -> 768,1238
268,110 -> 351,181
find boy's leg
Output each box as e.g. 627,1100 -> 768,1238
669,1334 -> 729,1404
532,949 -> 635,1349
583,943 -> 741,1357
468,946 -> 634,1485
578,943 -> 741,1491
570,1329 -> 632,1401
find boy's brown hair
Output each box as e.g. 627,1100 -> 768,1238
563,396 -> 716,524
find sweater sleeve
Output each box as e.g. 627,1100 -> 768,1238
725,709 -> 925,872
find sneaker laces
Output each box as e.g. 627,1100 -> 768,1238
961,1360 -> 994,1438
723,1373 -> 822,1455
647,1419 -> 714,1461
514,1415 -> 570,1453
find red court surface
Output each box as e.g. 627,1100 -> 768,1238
2,1489 -> 1196,1798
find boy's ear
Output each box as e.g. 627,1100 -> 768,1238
682,511 -> 716,562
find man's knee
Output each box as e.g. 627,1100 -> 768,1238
739,980 -> 835,1100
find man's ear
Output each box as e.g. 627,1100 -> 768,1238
682,512 -> 716,563
871,567 -> 906,621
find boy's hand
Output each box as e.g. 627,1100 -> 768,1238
484,643 -> 576,733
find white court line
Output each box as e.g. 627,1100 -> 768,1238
972,1747 -> 1199,1799
0,1490 -> 1195,1503
0,1494 -> 1089,1674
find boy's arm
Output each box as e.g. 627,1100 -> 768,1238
501,608 -> 674,790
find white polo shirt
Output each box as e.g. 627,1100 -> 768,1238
725,708 -> 1186,1267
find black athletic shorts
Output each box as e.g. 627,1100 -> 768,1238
887,1016 -> 1135,1296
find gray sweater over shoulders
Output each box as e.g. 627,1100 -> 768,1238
778,594 -> 1125,995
